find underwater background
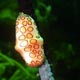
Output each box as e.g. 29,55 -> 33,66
0,0 -> 80,80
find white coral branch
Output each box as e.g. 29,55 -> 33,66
39,60 -> 54,80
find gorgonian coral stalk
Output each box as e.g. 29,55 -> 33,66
39,60 -> 54,80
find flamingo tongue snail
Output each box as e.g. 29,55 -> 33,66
15,12 -> 45,67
